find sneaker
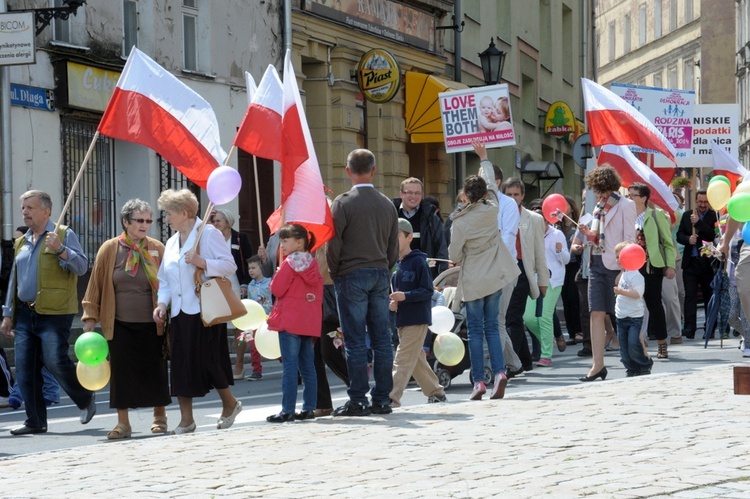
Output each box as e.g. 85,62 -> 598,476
0,396 -> 9,409
536,357 -> 552,367
470,381 -> 486,401
333,401 -> 371,417
490,373 -> 508,399
370,403 -> 392,415
80,392 -> 96,424
246,372 -> 263,381
427,394 -> 447,403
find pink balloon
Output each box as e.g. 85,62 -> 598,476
542,194 -> 568,224
619,244 -> 646,271
206,166 -> 242,205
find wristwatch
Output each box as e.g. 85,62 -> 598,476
55,245 -> 66,256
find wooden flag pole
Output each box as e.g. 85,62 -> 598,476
54,131 -> 100,230
252,155 -> 264,248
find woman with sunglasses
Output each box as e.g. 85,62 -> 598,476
82,199 -> 170,439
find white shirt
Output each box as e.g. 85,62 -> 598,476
497,191 -> 519,259
157,218 -> 237,317
615,270 -> 645,319
545,225 -> 570,288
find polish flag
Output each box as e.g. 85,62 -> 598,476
272,50 -> 334,251
234,65 -> 285,163
582,78 -> 677,164
598,145 -> 679,219
98,48 -> 227,188
636,151 -> 677,187
245,71 -> 257,105
711,141 -> 750,192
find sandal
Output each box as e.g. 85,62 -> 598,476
107,423 -> 132,440
151,416 -> 168,434
657,342 -> 668,359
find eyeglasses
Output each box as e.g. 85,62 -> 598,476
211,219 -> 224,224
402,190 -> 422,197
132,218 -> 153,224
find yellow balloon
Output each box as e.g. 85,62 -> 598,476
433,332 -> 465,367
255,322 -> 281,359
707,180 -> 731,210
736,181 -> 750,196
231,299 -> 268,330
76,360 -> 111,391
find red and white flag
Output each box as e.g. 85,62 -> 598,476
598,145 -> 679,218
270,50 -> 334,251
582,78 -> 677,164
234,65 -> 284,162
711,141 -> 749,192
245,71 -> 257,105
98,48 -> 227,188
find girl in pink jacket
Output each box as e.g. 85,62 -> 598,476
266,224 -> 323,422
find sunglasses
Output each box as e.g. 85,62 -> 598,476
132,218 -> 153,224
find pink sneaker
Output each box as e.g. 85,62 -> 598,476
470,381 -> 486,400
536,358 -> 552,367
490,372 -> 508,399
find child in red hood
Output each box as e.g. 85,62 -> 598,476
266,224 -> 324,423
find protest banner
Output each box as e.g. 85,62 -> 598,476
438,84 -> 516,153
680,103 -> 739,168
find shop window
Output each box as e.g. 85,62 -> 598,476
157,155 -> 200,242
123,0 -> 138,57
61,118 -> 115,268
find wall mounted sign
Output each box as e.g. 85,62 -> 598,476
544,101 -> 575,136
356,49 -> 401,104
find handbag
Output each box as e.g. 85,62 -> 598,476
193,245 -> 246,327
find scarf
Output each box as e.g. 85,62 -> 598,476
588,192 -> 620,252
118,232 -> 159,291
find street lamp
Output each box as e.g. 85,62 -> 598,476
478,39 -> 506,85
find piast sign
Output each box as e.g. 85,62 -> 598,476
357,49 -> 401,104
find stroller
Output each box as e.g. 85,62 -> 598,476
426,267 -> 493,388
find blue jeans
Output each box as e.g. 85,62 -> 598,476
13,304 -> 92,428
334,268 -> 394,406
9,367 -> 60,407
464,289 -> 504,383
617,317 -> 653,374
278,332 -> 316,414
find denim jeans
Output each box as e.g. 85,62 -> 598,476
617,316 -> 653,374
13,304 -> 92,428
464,289 -> 504,383
278,331 -> 317,414
9,367 -> 60,407
334,268 -> 393,406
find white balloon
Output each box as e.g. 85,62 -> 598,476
254,322 -> 281,359
429,305 -> 455,334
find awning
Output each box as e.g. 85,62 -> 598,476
404,72 -> 468,143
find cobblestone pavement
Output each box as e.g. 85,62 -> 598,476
1,364 -> 750,498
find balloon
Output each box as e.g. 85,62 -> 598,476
433,332 -> 465,367
206,166 -> 242,205
74,332 -> 109,366
736,181 -> 750,196
429,306 -> 455,334
76,361 -> 111,391
254,322 -> 281,359
709,175 -> 731,187
728,193 -> 750,222
618,243 -> 646,271
707,180 -> 731,210
231,299 -> 268,330
743,222 -> 750,244
542,194 -> 568,224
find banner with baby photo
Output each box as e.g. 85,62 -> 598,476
438,84 -> 516,153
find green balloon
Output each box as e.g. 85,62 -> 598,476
74,332 -> 109,366
728,193 -> 750,223
709,175 -> 731,187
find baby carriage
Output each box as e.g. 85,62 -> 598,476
426,267 -> 493,388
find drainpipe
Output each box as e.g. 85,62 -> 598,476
284,0 -> 292,53
0,0 -> 12,241
454,0 -> 464,188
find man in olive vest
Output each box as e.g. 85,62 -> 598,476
1,190 -> 96,435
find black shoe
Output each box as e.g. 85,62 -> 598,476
683,329 -> 694,339
577,348 -> 593,357
333,401 -> 371,417
294,410 -> 315,420
370,403 -> 393,415
505,366 -> 524,379
522,364 -> 533,372
579,366 -> 608,382
10,425 -> 47,435
266,412 -> 294,423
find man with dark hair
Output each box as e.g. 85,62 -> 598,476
327,149 -> 399,416
392,177 -> 448,277
675,189 -> 717,339
1,190 -> 96,435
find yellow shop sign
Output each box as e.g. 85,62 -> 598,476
67,62 -> 121,112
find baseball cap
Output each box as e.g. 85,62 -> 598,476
397,218 -> 413,234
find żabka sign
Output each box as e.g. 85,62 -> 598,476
438,84 -> 516,153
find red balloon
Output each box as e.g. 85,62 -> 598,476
618,244 -> 646,271
542,194 -> 568,224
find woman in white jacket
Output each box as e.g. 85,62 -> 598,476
522,200 -> 570,367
